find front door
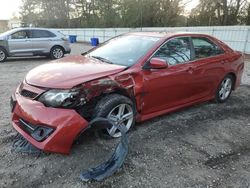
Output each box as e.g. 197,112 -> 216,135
8,30 -> 33,56
141,37 -> 197,115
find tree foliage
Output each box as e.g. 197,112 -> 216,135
20,0 -> 250,28
188,0 -> 249,26
21,0 -> 71,27
20,0 -> 184,27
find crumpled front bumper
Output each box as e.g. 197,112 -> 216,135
11,91 -> 89,154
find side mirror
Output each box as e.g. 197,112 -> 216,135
148,58 -> 168,69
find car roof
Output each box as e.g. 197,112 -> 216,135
9,27 -> 55,32
127,32 -> 212,39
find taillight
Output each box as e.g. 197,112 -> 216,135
61,37 -> 68,41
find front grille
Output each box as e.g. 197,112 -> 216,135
20,89 -> 38,99
19,119 -> 36,134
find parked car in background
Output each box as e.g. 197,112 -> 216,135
11,32 -> 244,154
0,28 -> 71,62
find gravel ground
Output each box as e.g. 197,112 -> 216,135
0,43 -> 250,188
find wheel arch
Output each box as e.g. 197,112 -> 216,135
226,72 -> 237,90
107,88 -> 138,112
50,45 -> 66,53
77,86 -> 137,121
0,46 -> 9,56
92,87 -> 137,111
111,88 -> 136,102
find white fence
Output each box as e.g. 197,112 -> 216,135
58,26 -> 250,53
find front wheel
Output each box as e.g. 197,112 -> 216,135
0,48 -> 7,63
215,75 -> 234,103
93,94 -> 136,138
50,46 -> 64,59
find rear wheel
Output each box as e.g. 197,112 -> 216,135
50,46 -> 64,59
0,48 -> 7,63
215,75 -> 234,103
93,94 -> 136,138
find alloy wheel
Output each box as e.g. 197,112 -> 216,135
107,103 -> 134,138
0,50 -> 6,62
52,48 -> 64,59
219,77 -> 232,100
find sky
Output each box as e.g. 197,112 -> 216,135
0,0 -> 22,20
184,0 -> 199,12
0,0 -> 200,20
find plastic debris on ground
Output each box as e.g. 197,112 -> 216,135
80,118 -> 129,182
11,133 -> 41,154
10,117 -> 129,182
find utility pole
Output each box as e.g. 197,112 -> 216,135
66,0 -> 70,27
140,0 -> 143,31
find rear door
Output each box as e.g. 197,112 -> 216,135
189,36 -> 226,98
8,30 -> 33,55
30,29 -> 56,53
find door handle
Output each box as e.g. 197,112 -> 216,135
221,60 -> 229,64
186,67 -> 194,74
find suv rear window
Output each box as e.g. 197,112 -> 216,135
31,30 -> 56,38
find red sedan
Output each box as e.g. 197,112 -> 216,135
11,32 -> 244,154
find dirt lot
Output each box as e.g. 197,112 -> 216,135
0,43 -> 250,188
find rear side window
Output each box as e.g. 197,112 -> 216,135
153,37 -> 191,65
192,37 -> 224,59
31,30 -> 56,38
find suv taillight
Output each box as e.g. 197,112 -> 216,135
61,37 -> 68,41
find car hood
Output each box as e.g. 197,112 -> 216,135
25,55 -> 126,89
0,33 -> 7,40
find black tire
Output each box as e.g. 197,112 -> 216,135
0,47 -> 7,63
215,74 -> 234,103
93,94 -> 136,138
50,46 -> 65,59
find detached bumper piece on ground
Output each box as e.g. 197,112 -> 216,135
80,118 -> 129,182
11,133 -> 41,154
11,118 -> 129,182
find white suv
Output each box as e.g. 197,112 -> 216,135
0,28 -> 71,63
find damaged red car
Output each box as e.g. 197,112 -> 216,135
11,32 -> 244,154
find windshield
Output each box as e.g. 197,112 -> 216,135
88,35 -> 160,66
0,29 -> 19,37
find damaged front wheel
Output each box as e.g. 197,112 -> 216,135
93,94 -> 135,138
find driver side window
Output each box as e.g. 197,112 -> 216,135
153,37 -> 191,65
11,31 -> 28,40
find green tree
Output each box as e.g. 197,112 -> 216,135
20,0 -> 72,28
188,0 -> 248,26
20,0 -> 186,28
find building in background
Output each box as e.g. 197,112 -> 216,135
0,20 -> 8,33
0,17 -> 22,33
8,17 -> 22,29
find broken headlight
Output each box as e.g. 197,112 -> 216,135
38,87 -> 85,108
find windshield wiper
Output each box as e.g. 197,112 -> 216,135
81,52 -> 88,56
90,55 -> 114,64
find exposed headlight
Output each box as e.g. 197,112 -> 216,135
38,87 -> 85,108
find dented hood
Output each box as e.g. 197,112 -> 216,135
25,55 -> 126,89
